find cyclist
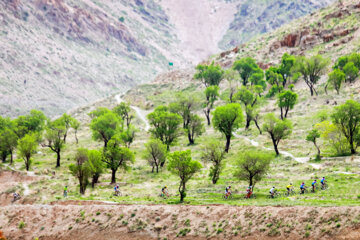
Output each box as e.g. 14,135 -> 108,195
245,186 -> 252,199
300,182 -> 306,194
161,186 -> 169,198
311,179 -> 317,192
114,184 -> 120,196
225,186 -> 231,199
13,192 -> 20,202
269,186 -> 276,198
63,185 -> 68,197
321,177 -> 326,188
286,183 -> 294,195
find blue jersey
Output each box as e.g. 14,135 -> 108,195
321,178 -> 325,183
300,184 -> 305,189
312,181 -> 316,186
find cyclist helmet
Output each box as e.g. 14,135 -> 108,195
273,186 -> 275,188
290,183 -> 292,185
302,182 -> 304,184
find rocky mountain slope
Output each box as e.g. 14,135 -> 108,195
0,0 -> 335,117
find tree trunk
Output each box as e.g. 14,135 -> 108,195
75,131 -> 78,144
80,180 -> 86,195
10,150 -> 13,165
156,164 -> 159,173
111,169 -> 116,184
56,151 -> 61,168
254,119 -> 262,134
104,140 -> 108,148
314,140 -> 321,157
204,109 -> 211,126
166,144 -> 170,152
225,135 -> 231,153
151,166 -> 154,173
309,86 -> 314,96
271,135 -> 279,155
212,166 -> 219,184
280,107 -> 284,120
179,182 -> 186,202
249,176 -> 253,188
245,116 -> 251,129
63,132 -> 67,144
92,174 -> 100,188
25,157 -> 30,171
187,131 -> 194,145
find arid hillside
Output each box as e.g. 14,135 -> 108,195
0,0 -> 334,117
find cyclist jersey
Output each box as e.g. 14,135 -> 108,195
269,188 -> 275,193
225,187 -> 230,192
64,187 -> 67,191
321,178 -> 325,183
287,185 -> 292,189
300,184 -> 305,189
312,181 -> 316,186
114,187 -> 117,191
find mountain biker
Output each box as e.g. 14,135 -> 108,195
312,180 -> 317,192
114,184 -> 120,196
225,186 -> 231,198
245,186 -> 252,199
286,183 -> 293,194
161,186 -> 169,197
300,182 -> 306,194
63,186 -> 68,197
13,192 -> 20,201
269,186 -> 276,198
321,177 -> 326,187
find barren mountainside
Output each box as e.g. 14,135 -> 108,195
0,0 -> 334,117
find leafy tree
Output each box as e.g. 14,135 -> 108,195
186,114 -> 205,145
113,102 -> 133,128
0,128 -> 18,164
328,69 -> 345,94
88,107 -> 111,119
262,113 -> 293,155
70,118 -> 80,144
143,139 -> 167,173
235,86 -> 258,129
233,57 -> 262,86
306,129 -> 321,157
277,90 -> 298,119
119,125 -> 137,148
348,53 -> 360,69
224,69 -> 240,103
266,67 -> 284,90
167,150 -> 202,202
331,100 -> 360,154
212,103 -> 244,153
278,53 -> 296,87
69,148 -> 90,194
102,138 -> 134,184
87,149 -> 104,188
249,71 -> 266,89
343,62 -> 359,83
333,55 -> 349,70
147,106 -> 182,151
42,119 -> 66,168
18,133 -> 38,171
90,111 -> 122,148
201,140 -> 226,184
203,86 -> 219,126
59,114 -> 74,143
315,121 -> 349,155
194,62 -> 224,87
234,150 -> 273,188
293,55 -> 330,96
14,110 -> 47,138
246,106 -> 262,134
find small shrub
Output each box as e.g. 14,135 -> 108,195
75,218 -> 80,223
217,228 -> 223,234
122,221 -> 128,226
155,217 -> 161,222
305,231 -> 310,238
96,212 -> 101,216
131,213 -> 136,217
18,221 -> 25,229
305,223 -> 312,230
68,226 -> 73,230
267,223 -> 273,228
178,228 -> 191,237
336,223 -> 341,228
40,227 -> 44,231
184,219 -> 190,226
119,16 -> 125,22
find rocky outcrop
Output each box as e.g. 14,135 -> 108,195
324,8 -> 351,20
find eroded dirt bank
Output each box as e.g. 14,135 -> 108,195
1,203 -> 360,240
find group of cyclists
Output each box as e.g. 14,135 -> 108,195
223,177 -> 328,199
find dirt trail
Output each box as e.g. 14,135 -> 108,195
1,203 -> 360,240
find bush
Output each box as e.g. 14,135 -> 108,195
217,228 -> 223,234
305,231 -> 310,238
18,221 -> 25,229
96,212 -> 101,216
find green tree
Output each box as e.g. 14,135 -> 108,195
224,69 -> 240,103
147,107 -> 182,151
143,139 -> 167,173
119,125 -> 137,148
201,140 -> 226,184
233,57 -> 262,86
278,53 -> 296,87
293,55 -> 330,96
203,86 -> 219,126
113,102 -> 133,128
186,114 -> 205,145
333,55 -> 349,70
315,121 -> 349,155
42,119 -> 66,168
167,150 -> 202,202
328,69 -> 345,94
306,129 -> 321,157
343,62 -> 359,83
194,62 -> 224,87
18,133 -> 38,171
88,107 -> 111,119
87,149 -> 104,188
235,86 -> 258,129
90,111 -> 122,148
234,150 -> 273,188
331,100 -> 360,154
277,90 -> 298,119
59,114 -> 75,143
0,128 -> 18,164
70,118 -> 80,144
69,148 -> 91,194
212,103 -> 244,153
262,113 -> 293,155
14,110 -> 47,138
102,138 -> 134,184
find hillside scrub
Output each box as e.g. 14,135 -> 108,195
143,139 -> 167,173
327,69 -> 345,94
201,139 -> 226,184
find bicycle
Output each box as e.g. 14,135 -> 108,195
244,193 -> 256,199
311,184 -> 318,193
299,187 -> 308,195
267,191 -> 280,199
285,188 -> 296,197
321,182 -> 328,190
114,190 -> 122,196
223,192 -> 232,200
12,195 -> 21,203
